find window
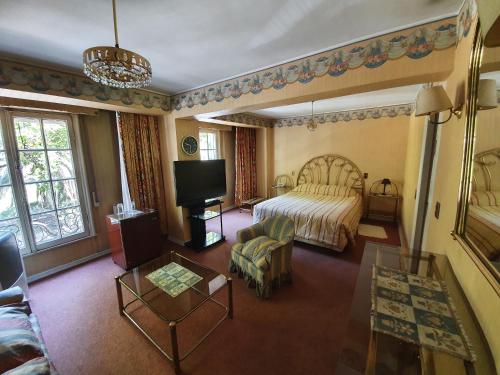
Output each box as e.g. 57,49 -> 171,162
199,130 -> 218,160
0,111 -> 90,254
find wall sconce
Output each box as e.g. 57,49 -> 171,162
415,85 -> 462,124
477,79 -> 498,110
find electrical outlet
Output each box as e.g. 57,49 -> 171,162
434,202 -> 441,219
363,173 -> 368,179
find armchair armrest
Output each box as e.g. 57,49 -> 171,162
0,286 -> 24,306
254,241 -> 290,271
237,223 -> 264,243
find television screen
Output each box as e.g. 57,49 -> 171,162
174,159 -> 227,206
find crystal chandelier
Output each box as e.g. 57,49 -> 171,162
82,0 -> 152,89
307,101 -> 318,131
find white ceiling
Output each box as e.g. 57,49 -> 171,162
251,84 -> 422,118
0,0 -> 461,94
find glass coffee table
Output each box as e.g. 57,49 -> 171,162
115,251 -> 233,374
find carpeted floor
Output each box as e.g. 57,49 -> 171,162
29,210 -> 400,375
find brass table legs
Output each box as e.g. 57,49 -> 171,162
228,277 -> 233,319
169,322 -> 180,374
115,275 -> 233,375
115,276 -> 124,316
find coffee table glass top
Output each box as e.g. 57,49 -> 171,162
118,252 -> 227,322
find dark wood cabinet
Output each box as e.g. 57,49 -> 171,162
106,209 -> 162,270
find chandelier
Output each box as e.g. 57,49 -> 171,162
307,101 -> 318,131
82,0 -> 152,89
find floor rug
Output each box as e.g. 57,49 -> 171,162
358,224 -> 388,239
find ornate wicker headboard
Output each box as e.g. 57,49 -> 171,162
472,148 -> 500,192
296,154 -> 365,196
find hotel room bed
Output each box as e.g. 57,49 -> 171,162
253,154 -> 365,252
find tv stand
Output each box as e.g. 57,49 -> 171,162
185,199 -> 225,251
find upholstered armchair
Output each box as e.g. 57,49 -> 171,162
229,215 -> 294,298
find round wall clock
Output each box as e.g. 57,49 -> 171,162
181,135 -> 198,155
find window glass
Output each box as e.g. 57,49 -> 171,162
199,130 -> 218,160
0,114 -> 89,252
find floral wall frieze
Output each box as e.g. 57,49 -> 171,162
0,59 -> 171,112
273,104 -> 415,128
457,0 -> 477,41
172,17 -> 468,112
213,113 -> 274,128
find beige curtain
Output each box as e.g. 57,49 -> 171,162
118,112 -> 167,234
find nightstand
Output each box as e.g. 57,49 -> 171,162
366,179 -> 400,222
271,174 -> 294,197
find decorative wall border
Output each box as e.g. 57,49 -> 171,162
173,19 -> 463,111
211,103 -> 414,128
0,0 -> 477,114
214,113 -> 274,128
273,104 -> 414,128
0,59 -> 170,111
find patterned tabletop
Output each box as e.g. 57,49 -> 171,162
371,265 -> 475,362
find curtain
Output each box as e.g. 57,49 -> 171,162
235,127 -> 257,206
117,112 -> 167,234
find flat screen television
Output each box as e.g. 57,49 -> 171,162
174,159 -> 226,206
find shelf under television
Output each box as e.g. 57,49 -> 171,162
190,210 -> 221,221
186,231 -> 225,250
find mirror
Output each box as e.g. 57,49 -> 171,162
459,24 -> 500,284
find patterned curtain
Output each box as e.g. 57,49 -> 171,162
118,112 -> 167,234
235,127 -> 257,206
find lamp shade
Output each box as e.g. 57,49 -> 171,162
415,86 -> 453,116
477,79 -> 498,110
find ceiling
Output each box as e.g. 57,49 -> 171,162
251,85 -> 422,118
0,0 -> 461,94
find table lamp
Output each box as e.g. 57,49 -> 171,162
381,178 -> 391,195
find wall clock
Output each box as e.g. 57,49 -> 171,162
181,135 -> 198,155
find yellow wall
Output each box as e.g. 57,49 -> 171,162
273,116 -> 410,205
401,114 -> 426,245
423,20 -> 500,371
256,127 -> 274,198
24,110 -> 121,276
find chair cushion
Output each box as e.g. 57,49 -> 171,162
0,306 -> 44,373
240,235 -> 278,263
3,357 -> 50,375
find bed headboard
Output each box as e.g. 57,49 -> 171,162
296,154 -> 365,196
472,148 -> 500,192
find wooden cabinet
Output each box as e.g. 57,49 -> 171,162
106,209 -> 162,270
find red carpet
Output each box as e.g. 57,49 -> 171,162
29,210 -> 400,375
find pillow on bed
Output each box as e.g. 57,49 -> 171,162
292,183 -> 356,197
469,191 -> 500,206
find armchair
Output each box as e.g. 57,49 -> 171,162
229,215 -> 294,298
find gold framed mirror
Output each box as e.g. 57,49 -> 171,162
455,21 -> 500,287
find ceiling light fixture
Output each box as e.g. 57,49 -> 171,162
307,101 -> 318,131
82,0 -> 152,89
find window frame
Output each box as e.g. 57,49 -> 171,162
0,109 -> 93,254
199,129 -> 220,161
